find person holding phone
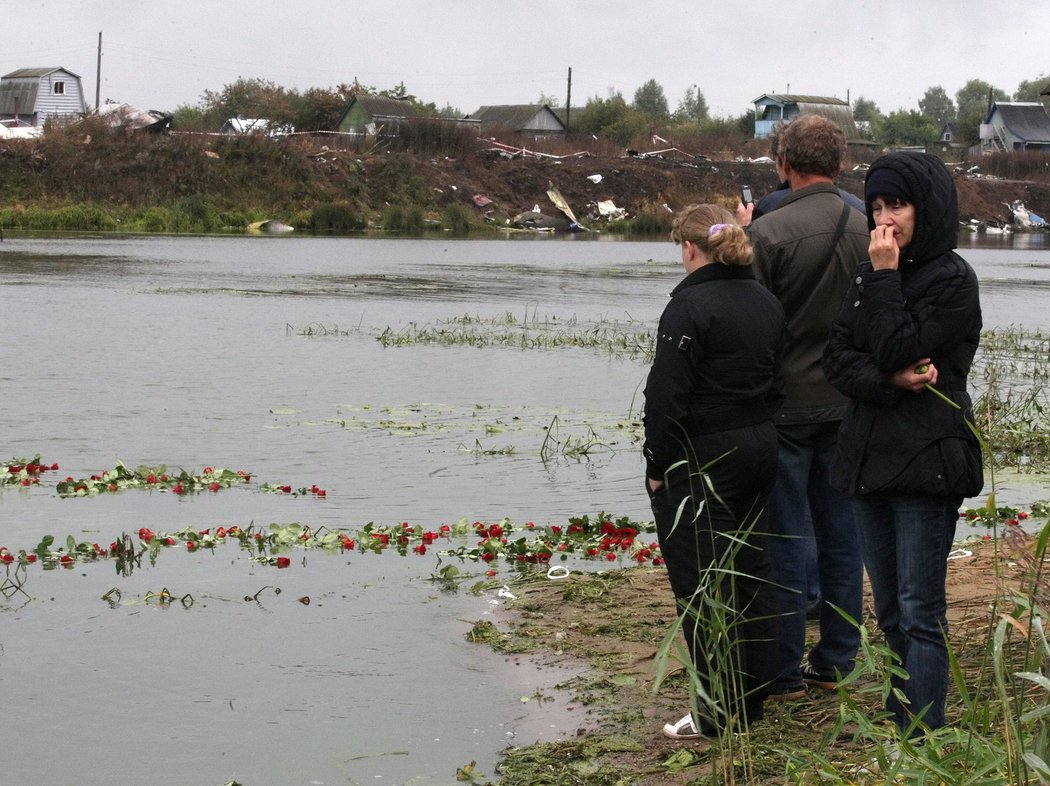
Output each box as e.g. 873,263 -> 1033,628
823,152 -> 982,736
745,115 -> 870,700
643,204 -> 785,739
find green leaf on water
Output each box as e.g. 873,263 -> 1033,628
34,534 -> 54,557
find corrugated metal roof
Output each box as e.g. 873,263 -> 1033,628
2,67 -> 82,80
754,94 -> 849,106
792,103 -> 859,136
469,104 -> 564,131
352,95 -> 419,119
0,82 -> 38,115
989,103 -> 1050,143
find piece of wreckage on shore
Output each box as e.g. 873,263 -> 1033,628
247,219 -> 295,234
1007,200 -> 1048,230
507,182 -> 627,232
93,102 -> 173,133
960,200 -> 1048,235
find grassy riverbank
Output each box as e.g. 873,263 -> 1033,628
443,320 -> 1050,785
472,523 -> 1049,785
3,121 -> 1050,236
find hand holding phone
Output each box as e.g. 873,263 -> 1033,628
741,184 -> 754,205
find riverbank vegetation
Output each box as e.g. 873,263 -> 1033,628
3,112 -> 1050,237
449,320 -> 1049,785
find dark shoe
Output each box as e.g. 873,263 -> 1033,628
802,662 -> 838,691
766,680 -> 806,701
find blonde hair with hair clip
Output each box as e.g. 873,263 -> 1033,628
670,204 -> 753,267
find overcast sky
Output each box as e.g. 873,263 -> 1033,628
6,1 -> 1047,118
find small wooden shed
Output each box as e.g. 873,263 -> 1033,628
752,94 -> 858,141
337,95 -> 419,135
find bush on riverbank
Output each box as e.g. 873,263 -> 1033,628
2,120 -> 1050,235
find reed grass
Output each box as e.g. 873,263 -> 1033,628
374,311 -> 655,358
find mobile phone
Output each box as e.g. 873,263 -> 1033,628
741,184 -> 754,205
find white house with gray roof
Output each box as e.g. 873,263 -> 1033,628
0,67 -> 87,127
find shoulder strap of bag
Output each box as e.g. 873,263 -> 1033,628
821,201 -> 853,268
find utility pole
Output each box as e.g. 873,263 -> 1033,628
565,67 -> 572,134
95,31 -> 102,111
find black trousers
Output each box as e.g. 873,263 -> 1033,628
649,422 -> 779,732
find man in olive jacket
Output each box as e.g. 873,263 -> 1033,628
746,115 -> 870,698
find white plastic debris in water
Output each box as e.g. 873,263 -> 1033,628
498,586 -> 517,599
596,200 -> 627,221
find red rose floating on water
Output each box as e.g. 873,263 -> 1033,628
275,557 -> 291,569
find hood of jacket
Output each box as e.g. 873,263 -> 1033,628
864,151 -> 958,264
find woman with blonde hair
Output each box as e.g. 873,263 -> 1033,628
644,204 -> 785,738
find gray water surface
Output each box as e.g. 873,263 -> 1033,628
1,233 -> 1047,785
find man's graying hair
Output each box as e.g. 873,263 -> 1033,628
779,115 -> 845,179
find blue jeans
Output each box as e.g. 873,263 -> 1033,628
853,494 -> 960,733
769,422 -> 862,685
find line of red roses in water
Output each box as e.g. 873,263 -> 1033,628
0,514 -> 665,575
3,456 -> 326,498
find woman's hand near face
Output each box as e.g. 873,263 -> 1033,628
869,225 -> 900,270
890,358 -> 937,392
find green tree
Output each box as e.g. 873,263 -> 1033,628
874,110 -> 939,148
955,79 -> 1009,145
575,91 -> 649,145
535,91 -> 561,108
632,79 -> 670,120
852,96 -> 882,123
674,87 -> 708,122
294,84 -> 355,131
171,104 -> 206,131
1014,75 -> 1050,109
575,91 -> 629,134
919,86 -> 956,125
199,77 -> 300,129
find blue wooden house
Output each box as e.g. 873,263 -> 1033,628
980,102 -> 1050,154
0,67 -> 87,127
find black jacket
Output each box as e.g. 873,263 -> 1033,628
643,263 -> 785,481
822,152 -> 983,498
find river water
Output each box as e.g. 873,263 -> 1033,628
0,232 -> 1048,785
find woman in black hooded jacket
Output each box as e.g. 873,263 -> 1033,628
822,151 -> 982,736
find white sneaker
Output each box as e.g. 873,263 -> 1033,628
855,742 -> 901,775
661,712 -> 707,740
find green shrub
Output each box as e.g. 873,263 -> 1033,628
172,195 -> 219,233
368,153 -> 429,205
381,205 -> 424,234
33,205 -> 120,231
135,207 -> 173,233
440,203 -> 475,235
607,205 -> 673,236
311,201 -> 366,234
